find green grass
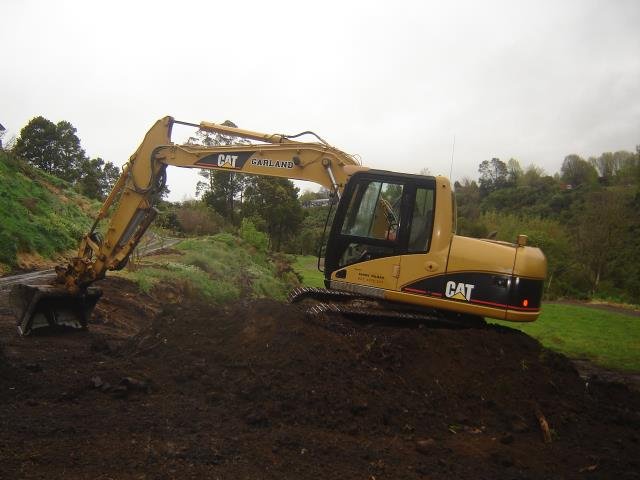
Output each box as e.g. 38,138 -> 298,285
121,235 -> 296,304
493,303 -> 640,372
0,151 -> 98,268
292,255 -> 325,288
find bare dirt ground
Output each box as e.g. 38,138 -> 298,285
1,276 -> 639,479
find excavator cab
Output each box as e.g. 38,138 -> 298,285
324,170 -> 436,276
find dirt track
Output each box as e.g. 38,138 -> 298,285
1,276 -> 639,479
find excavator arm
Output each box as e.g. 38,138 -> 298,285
13,116 -> 367,334
62,116 -> 367,290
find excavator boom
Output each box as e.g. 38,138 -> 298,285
13,116 -> 367,334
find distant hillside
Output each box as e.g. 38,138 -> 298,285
0,151 -> 99,272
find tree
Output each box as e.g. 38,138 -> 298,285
454,178 -> 481,220
242,177 -> 304,251
506,158 -> 523,186
286,204 -> 332,254
13,116 -> 86,182
190,121 -> 248,223
103,161 -> 120,193
560,154 -> 597,187
589,150 -> 636,183
454,178 -> 486,236
76,157 -> 121,200
520,165 -> 547,187
299,188 -> 331,204
571,189 -> 629,296
55,120 -> 86,180
478,157 -> 508,196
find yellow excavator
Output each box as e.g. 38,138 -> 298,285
12,116 -> 546,335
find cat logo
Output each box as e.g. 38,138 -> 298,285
445,281 -> 475,301
217,154 -> 239,168
196,151 -> 254,170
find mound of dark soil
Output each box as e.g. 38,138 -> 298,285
0,277 -> 639,479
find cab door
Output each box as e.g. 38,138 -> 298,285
396,182 -> 450,298
324,174 -> 407,290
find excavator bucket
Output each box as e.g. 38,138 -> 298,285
11,284 -> 102,336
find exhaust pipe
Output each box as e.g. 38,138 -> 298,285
11,284 -> 102,336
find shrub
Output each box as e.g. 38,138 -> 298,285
239,218 -> 269,251
174,201 -> 224,235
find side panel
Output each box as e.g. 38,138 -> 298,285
397,271 -> 544,321
395,236 -> 547,321
330,256 -> 400,291
397,249 -> 450,297
385,288 -> 509,319
400,271 -> 509,320
446,236 -> 515,275
331,258 -> 545,322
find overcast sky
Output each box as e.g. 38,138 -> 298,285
2,0 -> 639,201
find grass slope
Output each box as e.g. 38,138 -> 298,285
292,255 -> 325,288
0,152 -> 98,270
121,234 -> 299,304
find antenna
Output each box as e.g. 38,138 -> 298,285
449,134 -> 456,179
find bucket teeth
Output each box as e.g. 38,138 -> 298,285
11,284 -> 102,336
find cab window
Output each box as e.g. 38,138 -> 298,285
407,186 -> 435,252
341,181 -> 403,241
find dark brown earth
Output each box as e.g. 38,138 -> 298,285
1,277 -> 639,479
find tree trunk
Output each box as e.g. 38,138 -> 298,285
592,266 -> 601,297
